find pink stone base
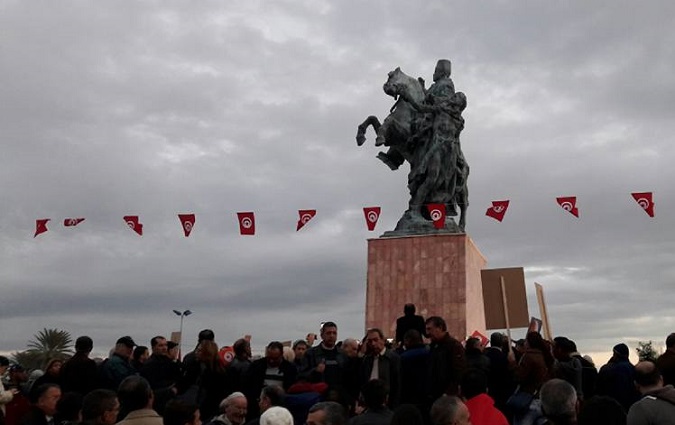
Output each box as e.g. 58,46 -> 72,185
365,234 -> 487,340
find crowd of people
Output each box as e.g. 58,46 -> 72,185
2,304 -> 675,425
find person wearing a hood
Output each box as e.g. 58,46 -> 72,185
596,343 -> 640,412
627,361 -> 675,425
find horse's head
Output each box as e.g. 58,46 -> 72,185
383,67 -> 425,103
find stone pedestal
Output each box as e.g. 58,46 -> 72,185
365,233 -> 487,340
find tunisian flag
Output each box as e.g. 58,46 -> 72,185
631,192 -> 655,217
34,219 -> 50,237
485,200 -> 510,222
296,209 -> 316,231
556,196 -> 579,218
426,204 -> 446,229
178,214 -> 196,237
64,218 -> 85,227
123,215 -> 143,236
237,212 -> 255,235
363,207 -> 381,231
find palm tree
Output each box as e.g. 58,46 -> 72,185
25,328 -> 74,368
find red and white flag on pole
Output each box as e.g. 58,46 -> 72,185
237,212 -> 255,235
427,204 -> 446,229
123,215 -> 143,236
34,219 -> 50,238
296,209 -> 316,231
178,214 -> 196,237
631,192 -> 655,217
363,207 -> 381,231
556,196 -> 579,218
485,200 -> 510,222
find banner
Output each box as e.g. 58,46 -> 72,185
296,209 -> 316,231
237,212 -> 255,235
363,207 -> 381,231
427,204 -> 446,229
64,218 -> 85,227
631,192 -> 655,217
34,219 -> 50,238
123,215 -> 143,236
556,196 -> 579,218
178,214 -> 196,237
485,200 -> 509,222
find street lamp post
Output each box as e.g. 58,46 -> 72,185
172,309 -> 192,359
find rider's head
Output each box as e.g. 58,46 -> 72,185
433,59 -> 452,82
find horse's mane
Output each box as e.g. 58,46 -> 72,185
393,69 -> 426,103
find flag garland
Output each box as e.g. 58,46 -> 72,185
30,193 -> 657,238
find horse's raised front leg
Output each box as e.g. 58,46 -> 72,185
356,116 -> 381,146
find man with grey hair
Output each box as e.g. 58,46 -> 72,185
540,379 -> 578,425
430,395 -> 471,425
206,392 -> 248,425
306,401 -> 347,425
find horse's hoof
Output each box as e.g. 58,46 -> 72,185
375,136 -> 386,147
356,134 -> 366,146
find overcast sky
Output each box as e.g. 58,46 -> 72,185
2,1 -> 674,363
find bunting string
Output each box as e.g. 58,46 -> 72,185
31,192 -> 655,238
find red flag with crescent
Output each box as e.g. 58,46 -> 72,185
123,215 -> 143,236
63,218 -> 85,227
219,346 -> 235,366
470,330 -> 489,348
178,214 -> 196,237
363,207 -> 381,231
237,212 -> 255,235
631,192 -> 654,217
296,209 -> 316,231
34,219 -> 50,238
427,204 -> 446,229
485,200 -> 510,222
556,196 -> 579,218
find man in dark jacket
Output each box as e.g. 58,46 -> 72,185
399,330 -> 429,410
395,304 -> 426,347
597,343 -> 640,412
627,361 -> 675,425
99,336 -> 137,391
61,336 -> 99,396
425,316 -> 465,400
244,342 -> 297,420
360,329 -> 401,408
19,384 -> 61,425
302,322 -> 347,389
483,332 -> 512,414
140,336 -> 181,390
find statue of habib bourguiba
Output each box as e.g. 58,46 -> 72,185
356,59 -> 469,236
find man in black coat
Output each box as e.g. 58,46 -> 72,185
61,336 -> 99,396
360,329 -> 401,408
483,332 -> 512,414
395,304 -> 425,347
140,336 -> 181,390
243,341 -> 297,420
425,316 -> 465,400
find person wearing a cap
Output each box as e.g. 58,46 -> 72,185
99,336 -> 138,391
596,343 -> 640,412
